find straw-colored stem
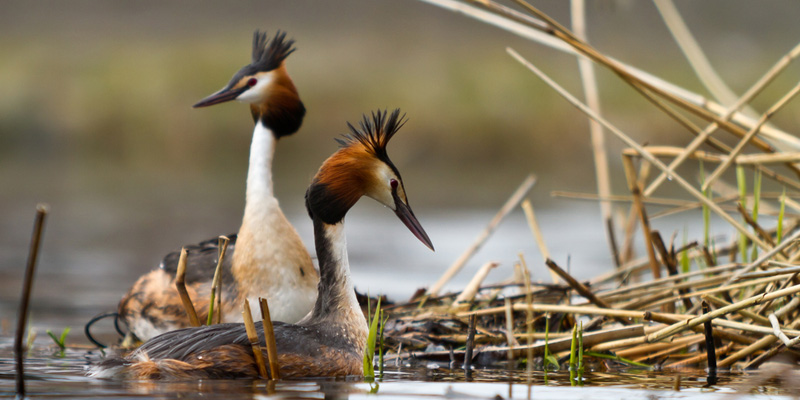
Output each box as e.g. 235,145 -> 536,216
704,80 -> 800,191
521,199 -> 559,283
507,47 -> 775,255
646,283 -> 800,343
571,0 -> 614,260
452,261 -> 500,308
545,259 -> 630,325
242,299 -> 268,379
427,174 -> 536,297
259,297 -> 280,380
207,236 -> 230,325
663,342 -> 733,369
174,248 -> 201,327
623,155 -> 661,279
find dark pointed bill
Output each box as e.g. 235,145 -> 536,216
192,86 -> 248,108
393,194 -> 434,251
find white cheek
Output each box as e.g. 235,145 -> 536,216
236,74 -> 274,104
367,167 -> 397,210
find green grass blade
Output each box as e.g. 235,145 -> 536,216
736,165 -> 748,262
363,298 -> 381,379
750,169 -> 762,261
584,351 -> 651,368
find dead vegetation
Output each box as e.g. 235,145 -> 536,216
379,0 -> 800,375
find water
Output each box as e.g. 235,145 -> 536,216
0,337 -> 794,399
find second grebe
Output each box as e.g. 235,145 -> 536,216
116,30 -> 317,342
92,109 -> 433,379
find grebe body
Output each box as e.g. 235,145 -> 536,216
92,109 -> 433,379
117,31 -> 317,342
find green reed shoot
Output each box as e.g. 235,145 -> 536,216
680,228 -> 690,275
736,165 -> 748,262
750,169 -> 762,262
543,314 -> 559,371
700,161 -> 711,251
379,308 -> 388,378
569,323 -> 584,386
363,297 -> 381,380
46,327 -> 70,357
778,187 -> 787,243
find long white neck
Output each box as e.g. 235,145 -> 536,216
245,121 -> 276,204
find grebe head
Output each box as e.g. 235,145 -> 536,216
193,30 -> 305,137
306,109 -> 434,251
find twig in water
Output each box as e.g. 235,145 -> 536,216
207,236 -> 230,325
259,298 -> 280,380
464,314 -> 477,380
427,174 -> 536,297
702,301 -> 717,374
242,299 -> 268,379
15,204 -> 47,399
174,248 -> 201,327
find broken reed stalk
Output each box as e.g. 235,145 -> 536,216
521,199 -> 559,283
427,174 -> 536,297
242,299 -> 268,379
703,80 -> 800,191
174,248 -> 201,327
452,261 -> 499,308
504,298 -> 515,362
15,204 -> 47,399
259,297 -> 280,380
702,301 -> 717,372
464,314 -> 477,374
520,259 -> 534,379
622,155 -> 661,279
544,259 -> 630,325
506,47 -> 774,254
725,227 -> 800,285
207,236 -> 230,325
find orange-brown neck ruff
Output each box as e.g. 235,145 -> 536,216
249,65 -> 305,138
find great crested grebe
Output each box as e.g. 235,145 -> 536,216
92,109 -> 433,379
116,30 -> 317,342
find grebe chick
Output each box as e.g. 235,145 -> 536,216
92,109 -> 433,380
117,30 -> 317,342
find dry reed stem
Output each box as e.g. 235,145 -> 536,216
15,204 -> 47,398
616,333 -> 701,358
571,0 -> 615,261
427,174 -> 536,297
768,314 -> 794,347
721,317 -> 800,368
519,256 -> 534,378
646,283 -> 800,343
207,236 -> 229,325
633,335 -> 706,364
174,248 -> 201,327
654,0 -> 742,112
503,298 -> 516,362
259,298 -> 280,380
704,80 -> 800,191
452,261 -> 499,308
725,228 -> 800,285
507,47 -> 775,254
521,199 -> 559,283
596,263 -> 741,299
242,299 -> 268,379
420,0 -> 800,151
663,342 -> 733,369
544,259 -> 630,325
623,155 -> 661,279
703,295 -> 770,326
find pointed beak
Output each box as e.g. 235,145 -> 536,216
393,193 -> 434,251
192,86 -> 247,108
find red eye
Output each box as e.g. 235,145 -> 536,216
247,78 -> 257,87
390,179 -> 398,189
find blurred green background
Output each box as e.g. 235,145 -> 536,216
3,1 -> 800,330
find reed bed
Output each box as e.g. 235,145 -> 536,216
376,0 -> 800,374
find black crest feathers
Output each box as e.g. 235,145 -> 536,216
250,30 -> 296,73
335,109 -> 407,160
